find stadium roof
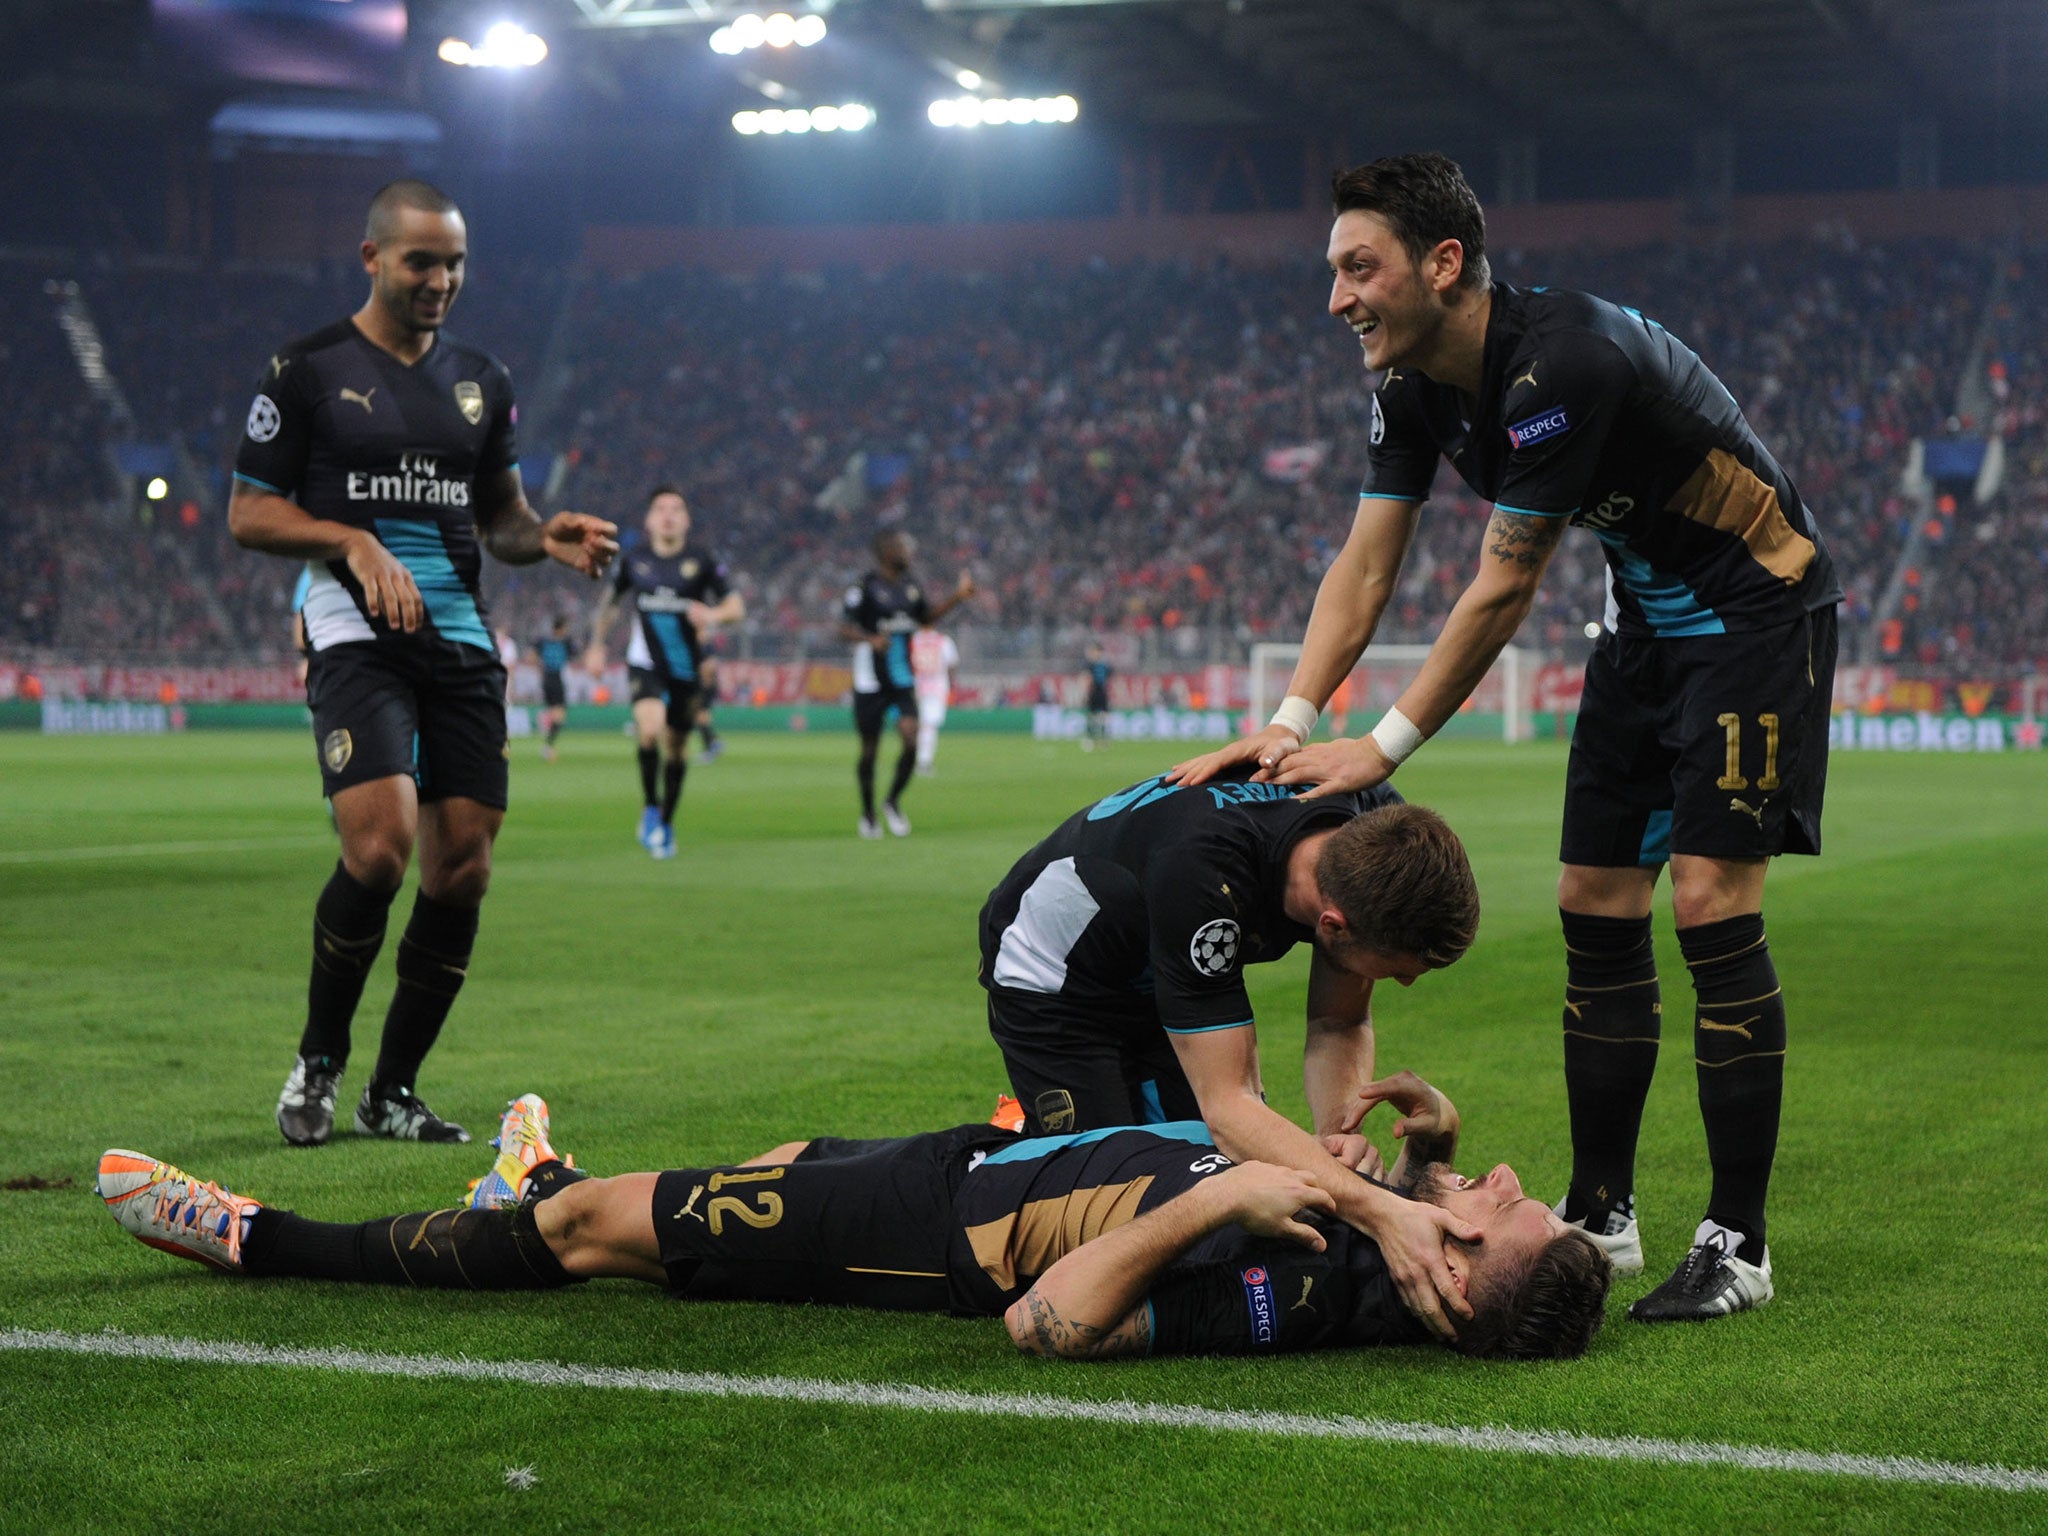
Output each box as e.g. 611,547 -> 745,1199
538,0 -> 2042,140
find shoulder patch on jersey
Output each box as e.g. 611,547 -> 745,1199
1189,918 -> 1241,977
682,559 -> 699,579
1370,394 -> 1386,446
1240,1266 -> 1277,1346
1506,407 -> 1570,450
246,395 -> 281,443
454,380 -> 484,424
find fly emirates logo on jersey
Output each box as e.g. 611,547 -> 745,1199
345,452 -> 472,509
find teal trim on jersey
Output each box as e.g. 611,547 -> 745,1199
1494,502 -> 1572,519
1591,528 -> 1726,637
1638,808 -> 1673,866
373,519 -> 491,649
1139,1079 -> 1165,1124
885,633 -> 915,689
645,613 -> 698,681
290,568 -> 312,612
978,1120 -> 1214,1167
1361,492 -> 1427,502
1086,774 -> 1186,822
234,471 -> 284,493
1161,1019 -> 1255,1036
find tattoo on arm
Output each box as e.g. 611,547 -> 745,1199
1483,510 -> 1568,571
1020,1288 -> 1151,1360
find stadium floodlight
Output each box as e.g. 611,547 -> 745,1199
733,104 -> 873,135
711,12 -> 826,54
927,94 -> 1076,128
438,23 -> 548,68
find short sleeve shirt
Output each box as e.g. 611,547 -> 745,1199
1361,284 -> 1841,638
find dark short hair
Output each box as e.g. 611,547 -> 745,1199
1314,803 -> 1478,968
647,485 -> 687,507
365,179 -> 461,243
1330,153 -> 1489,292
1452,1230 -> 1612,1360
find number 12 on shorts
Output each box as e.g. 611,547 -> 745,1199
1715,712 -> 1781,792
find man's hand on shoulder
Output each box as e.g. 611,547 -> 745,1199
541,512 -> 620,579
1266,735 -> 1397,799
1166,723 -> 1302,788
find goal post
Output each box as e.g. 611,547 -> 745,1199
1247,642 -> 1536,744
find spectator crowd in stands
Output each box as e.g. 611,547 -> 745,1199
1,233 -> 2042,676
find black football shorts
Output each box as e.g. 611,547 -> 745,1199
651,1123 -> 1009,1313
1561,606 -> 1838,867
305,638 -> 509,808
629,665 -> 702,734
984,986 -> 1204,1137
853,683 -> 918,737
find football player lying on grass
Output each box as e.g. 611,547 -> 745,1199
98,1071 -> 1610,1361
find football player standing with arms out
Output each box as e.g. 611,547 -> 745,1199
584,486 -> 744,859
229,179 -> 618,1147
839,530 -> 973,838
1176,153 -> 1841,1323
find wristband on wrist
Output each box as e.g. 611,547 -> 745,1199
1369,706 -> 1425,767
1268,694 -> 1319,743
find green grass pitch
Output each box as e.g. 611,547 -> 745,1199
3,728 -> 2044,1534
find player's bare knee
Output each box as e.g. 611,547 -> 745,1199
534,1177 -> 617,1274
342,837 -> 410,894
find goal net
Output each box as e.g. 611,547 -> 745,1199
1247,642 -> 1536,744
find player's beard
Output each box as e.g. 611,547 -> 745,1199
1404,1161 -> 1457,1202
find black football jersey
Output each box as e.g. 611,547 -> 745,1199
613,546 -> 732,680
948,1123 -> 1426,1354
979,769 -> 1401,1033
1362,283 -> 1842,638
843,570 -> 932,693
234,319 -> 517,654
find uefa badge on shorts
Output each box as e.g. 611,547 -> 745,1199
454,380 -> 484,425
322,729 -> 353,774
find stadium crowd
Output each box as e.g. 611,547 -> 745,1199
2,234 -> 2039,673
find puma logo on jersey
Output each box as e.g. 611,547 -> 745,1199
1511,365 -> 1540,391
340,387 -> 377,414
269,354 -> 290,379
1729,797 -> 1765,827
1563,999 -> 1586,1021
671,1184 -> 706,1223
1699,1016 -> 1756,1039
1292,1276 -> 1316,1311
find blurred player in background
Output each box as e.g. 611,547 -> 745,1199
1082,643 -> 1113,751
910,625 -> 958,775
532,615 -> 573,761
839,531 -> 974,838
585,486 -> 743,860
227,178 -> 617,1148
1175,152 -> 1841,1323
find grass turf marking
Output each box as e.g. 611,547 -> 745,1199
9,1328 -> 2045,1495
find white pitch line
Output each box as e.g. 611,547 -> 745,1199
6,1328 -> 2044,1495
0,834 -> 331,866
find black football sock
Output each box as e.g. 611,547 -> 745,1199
1681,912 -> 1784,1264
299,861 -> 396,1066
886,744 -> 916,806
369,891 -> 479,1096
241,1202 -> 575,1288
1560,909 -> 1662,1223
637,745 -> 660,807
522,1158 -> 591,1204
856,751 -> 877,817
545,719 -> 561,747
661,757 -> 686,823
698,720 -> 718,750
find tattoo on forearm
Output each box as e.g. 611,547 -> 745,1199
1022,1288 -> 1148,1359
1484,510 -> 1566,570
